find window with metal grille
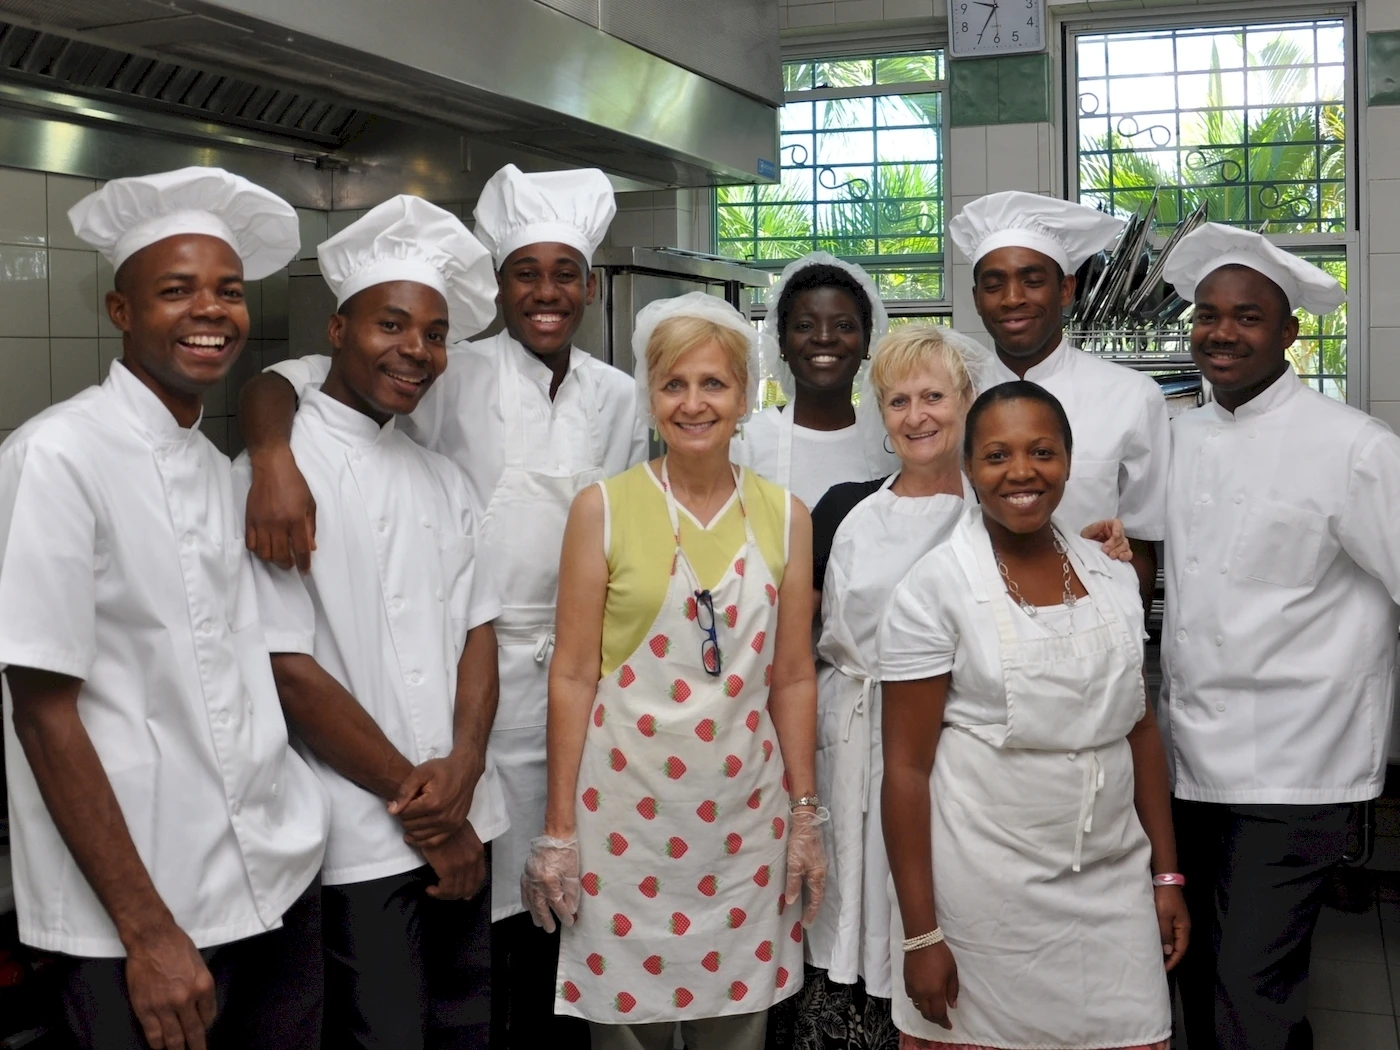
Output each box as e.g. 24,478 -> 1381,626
1067,15 -> 1354,401
715,52 -> 948,309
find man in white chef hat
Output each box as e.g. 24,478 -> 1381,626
237,163 -> 645,1048
950,190 -> 1171,599
1160,223 -> 1400,1050
235,194 -> 507,1048
0,167 -> 329,1049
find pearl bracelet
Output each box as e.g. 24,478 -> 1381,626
1153,873 -> 1186,888
902,928 -> 945,953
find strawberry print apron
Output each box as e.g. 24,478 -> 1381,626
556,462 -> 804,1024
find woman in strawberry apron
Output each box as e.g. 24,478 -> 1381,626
527,293 -> 828,1050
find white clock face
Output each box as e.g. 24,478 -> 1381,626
949,0 -> 1046,58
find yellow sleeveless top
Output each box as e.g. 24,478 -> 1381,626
599,462 -> 790,677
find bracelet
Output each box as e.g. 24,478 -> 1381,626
1153,873 -> 1186,888
790,795 -> 822,811
902,928 -> 945,953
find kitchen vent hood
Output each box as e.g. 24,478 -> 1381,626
0,0 -> 780,190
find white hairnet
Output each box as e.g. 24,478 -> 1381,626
632,292 -> 767,428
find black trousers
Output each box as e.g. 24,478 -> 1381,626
60,876 -> 323,1050
322,865 -> 492,1050
489,911 -> 590,1050
1173,799 -> 1355,1050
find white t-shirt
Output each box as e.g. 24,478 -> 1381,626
730,405 -> 896,510
0,361 -> 328,956
235,387 -> 508,886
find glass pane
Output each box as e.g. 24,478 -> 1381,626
876,93 -> 941,129
874,52 -> 943,84
780,100 -> 815,133
814,59 -> 874,89
818,97 -> 874,131
783,62 -> 813,91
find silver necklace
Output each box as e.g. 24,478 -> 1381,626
994,530 -> 1078,618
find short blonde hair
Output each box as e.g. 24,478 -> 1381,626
868,324 -> 977,407
646,315 -> 751,392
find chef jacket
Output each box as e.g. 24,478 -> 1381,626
235,387 -> 507,886
0,361 -> 328,957
1161,369 -> 1400,804
985,338 -> 1169,539
266,331 -> 646,512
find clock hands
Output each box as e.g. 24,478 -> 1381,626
975,0 -> 1000,45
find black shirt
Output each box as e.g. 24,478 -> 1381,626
809,476 -> 891,590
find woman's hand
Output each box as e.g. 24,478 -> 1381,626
1155,885 -> 1190,971
520,835 -> 580,933
904,941 -> 959,1029
1081,518 -> 1132,562
785,807 -> 828,926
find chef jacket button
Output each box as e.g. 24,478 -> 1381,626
1176,629 -> 1187,642
200,620 -> 213,635
426,748 -> 438,760
1219,565 -> 1228,574
1248,431 -> 1257,439
231,801 -> 241,815
271,782 -> 279,797
435,588 -> 444,601
390,598 -> 403,613
409,671 -> 423,685
1200,494 -> 1212,505
1215,636 -> 1224,646
218,710 -> 230,725
1234,493 -> 1244,504
377,520 -> 388,533
183,533 -> 196,548
422,517 -> 432,528
1215,703 -> 1227,713
1209,427 -> 1220,438
1187,559 -> 1197,572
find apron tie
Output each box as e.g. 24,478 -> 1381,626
534,630 -> 556,665
1071,750 -> 1106,874
838,667 -> 876,814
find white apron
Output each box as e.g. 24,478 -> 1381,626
556,465 -> 803,1023
809,475 -> 969,998
773,404 -> 893,494
484,347 -> 605,921
890,521 -> 1171,1047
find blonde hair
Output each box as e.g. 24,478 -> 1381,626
645,315 -> 751,392
868,324 -> 978,407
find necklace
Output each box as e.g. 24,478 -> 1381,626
994,530 -> 1078,619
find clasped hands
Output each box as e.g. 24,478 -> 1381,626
388,752 -> 486,901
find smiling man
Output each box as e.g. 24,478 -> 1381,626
0,168 -> 328,1050
949,191 -> 1171,598
1160,224 -> 1400,1050
235,196 -> 506,1049
237,163 -> 644,1049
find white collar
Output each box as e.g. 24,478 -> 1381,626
953,503 -> 1112,604
1017,337 -> 1072,382
502,331 -> 587,386
299,385 -> 396,449
1209,366 -> 1302,423
105,359 -> 204,449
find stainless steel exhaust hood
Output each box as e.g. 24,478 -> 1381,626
0,0 -> 781,193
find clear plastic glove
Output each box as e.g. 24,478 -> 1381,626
521,835 -> 580,934
1080,518 -> 1132,562
784,807 -> 829,927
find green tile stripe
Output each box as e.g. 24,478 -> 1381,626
1368,30 -> 1400,107
950,53 -> 1051,127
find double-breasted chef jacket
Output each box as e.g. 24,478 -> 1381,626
267,332 -> 645,918
236,386 -> 508,886
1162,368 -> 1400,804
985,338 -> 1170,538
0,360 -> 329,957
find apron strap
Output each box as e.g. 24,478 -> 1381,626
1071,750 -> 1107,873
837,667 -> 878,814
499,341 -> 607,471
776,408 -> 794,490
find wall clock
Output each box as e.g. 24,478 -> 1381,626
949,0 -> 1047,58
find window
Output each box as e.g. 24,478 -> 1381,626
1068,16 -> 1354,400
716,51 -> 948,307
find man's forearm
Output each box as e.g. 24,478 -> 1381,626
6,667 -> 176,948
271,653 -> 414,800
451,622 -> 499,781
238,372 -> 298,457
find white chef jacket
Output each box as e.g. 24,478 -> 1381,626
0,361 -> 328,958
266,331 -> 646,512
1161,369 -> 1400,804
985,338 -> 1169,539
234,387 -> 508,886
730,405 -> 898,511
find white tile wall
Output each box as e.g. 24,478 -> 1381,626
0,166 -> 304,455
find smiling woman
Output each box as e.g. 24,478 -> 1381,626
533,292 -> 826,1050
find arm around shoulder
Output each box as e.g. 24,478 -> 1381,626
238,370 -> 317,573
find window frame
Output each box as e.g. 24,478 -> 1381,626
1061,3 -> 1361,407
716,48 -> 954,319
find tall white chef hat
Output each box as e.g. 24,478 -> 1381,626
318,195 -> 497,342
473,163 -> 616,269
948,190 -> 1125,274
68,166 -> 299,281
1162,222 -> 1343,316
632,292 -> 765,428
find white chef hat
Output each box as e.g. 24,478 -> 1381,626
632,292 -> 764,428
318,195 -> 497,342
948,191 -> 1125,274
68,166 -> 299,281
472,163 -> 616,269
1162,222 -> 1343,316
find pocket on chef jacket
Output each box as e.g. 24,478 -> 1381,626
1236,500 -> 1332,588
1067,457 -> 1119,521
436,530 -> 475,644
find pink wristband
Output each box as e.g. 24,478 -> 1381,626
1153,873 -> 1186,888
